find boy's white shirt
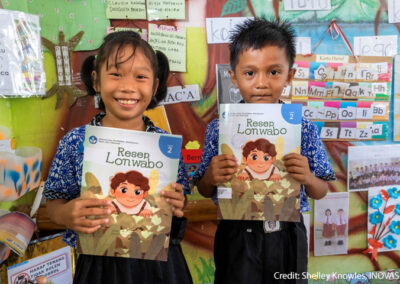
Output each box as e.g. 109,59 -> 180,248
334,214 -> 347,225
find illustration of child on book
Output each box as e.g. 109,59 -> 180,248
237,138 -> 282,182
109,170 -> 153,217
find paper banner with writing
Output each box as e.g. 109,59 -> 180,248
106,0 -> 146,20
148,24 -> 186,72
147,0 -> 185,21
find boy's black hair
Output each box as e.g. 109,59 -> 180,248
81,31 -> 169,110
229,18 -> 296,72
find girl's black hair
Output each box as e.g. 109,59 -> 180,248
229,18 -> 296,72
80,31 -> 169,111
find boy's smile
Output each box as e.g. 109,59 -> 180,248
229,45 -> 295,104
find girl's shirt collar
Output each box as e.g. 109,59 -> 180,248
90,112 -> 157,132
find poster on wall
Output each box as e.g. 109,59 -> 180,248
348,145 -> 400,192
0,9 -> 45,97
366,187 -> 400,260
289,54 -> 393,141
394,55 -> 400,141
314,192 -> 349,256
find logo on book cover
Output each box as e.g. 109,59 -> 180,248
89,136 -> 97,144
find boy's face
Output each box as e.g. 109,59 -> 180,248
111,181 -> 148,208
244,149 -> 275,174
229,45 -> 295,104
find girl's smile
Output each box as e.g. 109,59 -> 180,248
92,45 -> 158,130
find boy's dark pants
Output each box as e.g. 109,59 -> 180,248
214,216 -> 308,284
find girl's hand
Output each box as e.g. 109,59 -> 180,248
282,153 -> 313,185
161,183 -> 186,218
203,154 -> 238,186
50,198 -> 112,234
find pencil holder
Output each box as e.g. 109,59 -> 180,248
0,146 -> 42,201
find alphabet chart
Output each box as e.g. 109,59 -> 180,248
289,54 -> 393,141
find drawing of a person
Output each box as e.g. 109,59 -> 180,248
187,165 -> 196,181
322,209 -> 334,246
237,138 -> 281,181
109,170 -> 153,216
335,209 -> 346,245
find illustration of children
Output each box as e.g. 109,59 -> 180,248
335,209 -> 347,245
237,138 -> 281,181
322,209 -> 334,246
109,170 -> 153,217
187,165 -> 196,181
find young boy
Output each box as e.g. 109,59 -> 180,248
193,18 -> 336,283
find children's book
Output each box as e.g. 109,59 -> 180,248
77,125 -> 182,261
218,103 -> 302,222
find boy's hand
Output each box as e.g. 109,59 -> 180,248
282,153 -> 313,185
161,183 -> 185,218
57,198 -> 112,234
203,154 -> 238,186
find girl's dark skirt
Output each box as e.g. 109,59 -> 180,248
214,215 -> 308,284
73,217 -> 193,284
322,223 -> 335,238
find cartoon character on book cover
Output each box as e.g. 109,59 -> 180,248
218,104 -> 302,222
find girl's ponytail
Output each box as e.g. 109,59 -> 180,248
81,55 -> 105,110
147,50 -> 170,109
81,55 -> 96,96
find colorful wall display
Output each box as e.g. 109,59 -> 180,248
290,54 -> 393,141
2,0 -> 400,282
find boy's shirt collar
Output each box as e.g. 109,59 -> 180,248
90,112 -> 157,132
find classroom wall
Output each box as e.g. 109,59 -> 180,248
1,0 -> 400,283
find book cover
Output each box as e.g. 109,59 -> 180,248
218,103 -> 302,222
77,125 -> 182,261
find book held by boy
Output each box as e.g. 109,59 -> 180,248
77,125 -> 182,261
218,103 -> 302,222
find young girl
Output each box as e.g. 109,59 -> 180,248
322,209 -> 334,246
44,31 -> 192,284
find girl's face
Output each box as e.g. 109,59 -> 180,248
93,45 -> 158,129
326,210 -> 331,216
112,181 -> 148,208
